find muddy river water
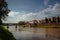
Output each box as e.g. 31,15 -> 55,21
4,26 -> 60,40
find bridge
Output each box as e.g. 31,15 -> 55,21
2,23 -> 18,26
1,23 -> 18,31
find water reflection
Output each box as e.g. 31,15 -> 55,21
4,26 -> 60,40
4,26 -> 46,40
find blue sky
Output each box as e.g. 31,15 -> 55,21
6,0 -> 60,12
4,0 -> 60,23
6,0 -> 45,12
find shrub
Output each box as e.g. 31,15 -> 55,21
0,25 -> 16,40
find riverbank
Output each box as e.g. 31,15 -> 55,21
21,23 -> 60,28
2,25 -> 60,40
0,25 -> 16,40
37,23 -> 60,28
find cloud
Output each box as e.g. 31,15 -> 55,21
44,0 -> 49,6
3,3 -> 60,23
52,3 -> 60,14
41,3 -> 60,16
3,11 -> 46,23
8,11 -> 20,17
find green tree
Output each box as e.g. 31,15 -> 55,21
57,16 -> 60,23
0,26 -> 16,40
52,17 -> 56,23
18,21 -> 26,26
0,0 -> 10,24
48,18 -> 51,23
45,17 -> 48,23
0,0 -> 16,40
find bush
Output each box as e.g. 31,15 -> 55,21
0,25 -> 16,40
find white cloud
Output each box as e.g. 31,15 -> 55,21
52,3 -> 60,14
44,0 -> 49,6
3,11 -> 46,23
40,3 -> 60,16
3,3 -> 60,23
8,11 -> 20,17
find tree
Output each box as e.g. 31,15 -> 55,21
52,17 -> 56,23
0,0 -> 10,24
57,16 -> 60,23
45,17 -> 48,23
0,0 -> 16,40
48,18 -> 51,23
18,21 -> 26,26
0,26 -> 16,40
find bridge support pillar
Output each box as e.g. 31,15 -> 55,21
15,25 -> 17,31
7,25 -> 9,30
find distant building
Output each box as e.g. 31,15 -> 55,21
51,17 -> 57,23
41,19 -> 46,24
38,20 -> 41,24
32,20 -> 38,24
28,16 -> 60,25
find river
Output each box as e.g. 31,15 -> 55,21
4,26 -> 60,40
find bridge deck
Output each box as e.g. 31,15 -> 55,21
1,23 -> 18,26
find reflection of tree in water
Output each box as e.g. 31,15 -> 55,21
33,23 -> 37,35
33,28 -> 37,33
23,25 -> 25,28
29,22 -> 38,33
15,25 -> 17,31
45,28 -> 48,37
18,25 -> 25,31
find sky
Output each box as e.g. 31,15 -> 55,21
3,0 -> 60,23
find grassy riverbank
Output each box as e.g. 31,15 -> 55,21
37,23 -> 60,28
0,25 -> 16,40
21,23 -> 60,28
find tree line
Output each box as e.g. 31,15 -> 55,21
0,0 -> 10,24
0,0 -> 16,40
45,16 -> 60,23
